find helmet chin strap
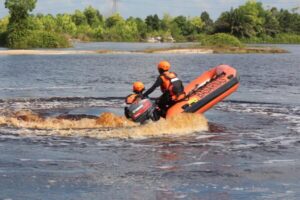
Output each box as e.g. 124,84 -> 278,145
159,69 -> 166,74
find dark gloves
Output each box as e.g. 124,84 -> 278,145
141,94 -> 148,99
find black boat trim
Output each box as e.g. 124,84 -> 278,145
184,75 -> 239,113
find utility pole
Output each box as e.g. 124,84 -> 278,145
112,0 -> 117,15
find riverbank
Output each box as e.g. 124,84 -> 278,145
136,45 -> 289,54
207,46 -> 288,54
0,49 -> 118,55
0,46 -> 288,55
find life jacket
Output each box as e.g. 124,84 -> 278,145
125,94 -> 142,104
160,72 -> 185,101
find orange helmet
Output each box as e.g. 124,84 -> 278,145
133,81 -> 145,92
157,61 -> 171,71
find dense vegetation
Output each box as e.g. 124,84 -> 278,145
2,0 -> 70,48
199,33 -> 243,47
0,0 -> 299,48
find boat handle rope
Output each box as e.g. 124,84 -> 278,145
184,71 -> 226,101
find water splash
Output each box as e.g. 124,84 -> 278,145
0,110 -> 208,139
0,110 -> 136,130
98,113 -> 208,139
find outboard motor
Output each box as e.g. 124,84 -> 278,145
125,99 -> 160,123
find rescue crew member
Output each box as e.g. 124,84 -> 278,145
124,81 -> 145,118
143,61 -> 185,117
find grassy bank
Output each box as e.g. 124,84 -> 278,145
210,46 -> 288,54
140,33 -> 288,54
6,31 -> 71,49
241,34 -> 300,44
140,45 -> 288,54
0,32 -> 289,54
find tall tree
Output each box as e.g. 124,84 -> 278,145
277,9 -> 300,33
105,13 -> 124,28
201,11 -> 214,33
127,17 -> 147,39
5,0 -> 37,48
214,1 -> 264,38
145,14 -> 160,31
173,15 -> 193,36
39,14 -> 56,32
0,16 -> 9,33
263,10 -> 280,36
190,16 -> 204,33
56,14 -> 77,35
5,0 -> 37,28
84,6 -> 103,28
160,14 -> 173,31
72,10 -> 88,26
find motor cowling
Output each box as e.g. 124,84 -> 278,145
126,99 -> 156,123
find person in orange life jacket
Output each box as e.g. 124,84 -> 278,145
124,81 -> 145,118
143,61 -> 185,117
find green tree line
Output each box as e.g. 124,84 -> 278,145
0,0 -> 299,48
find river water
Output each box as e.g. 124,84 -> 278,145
0,43 -> 299,199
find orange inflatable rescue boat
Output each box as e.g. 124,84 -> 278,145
166,64 -> 240,118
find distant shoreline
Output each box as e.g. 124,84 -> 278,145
0,49 -> 126,55
0,49 -> 212,55
0,46 -> 288,55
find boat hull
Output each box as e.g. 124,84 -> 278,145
166,65 -> 240,118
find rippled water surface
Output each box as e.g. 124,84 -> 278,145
0,43 -> 299,200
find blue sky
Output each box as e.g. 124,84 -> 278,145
0,0 -> 299,19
